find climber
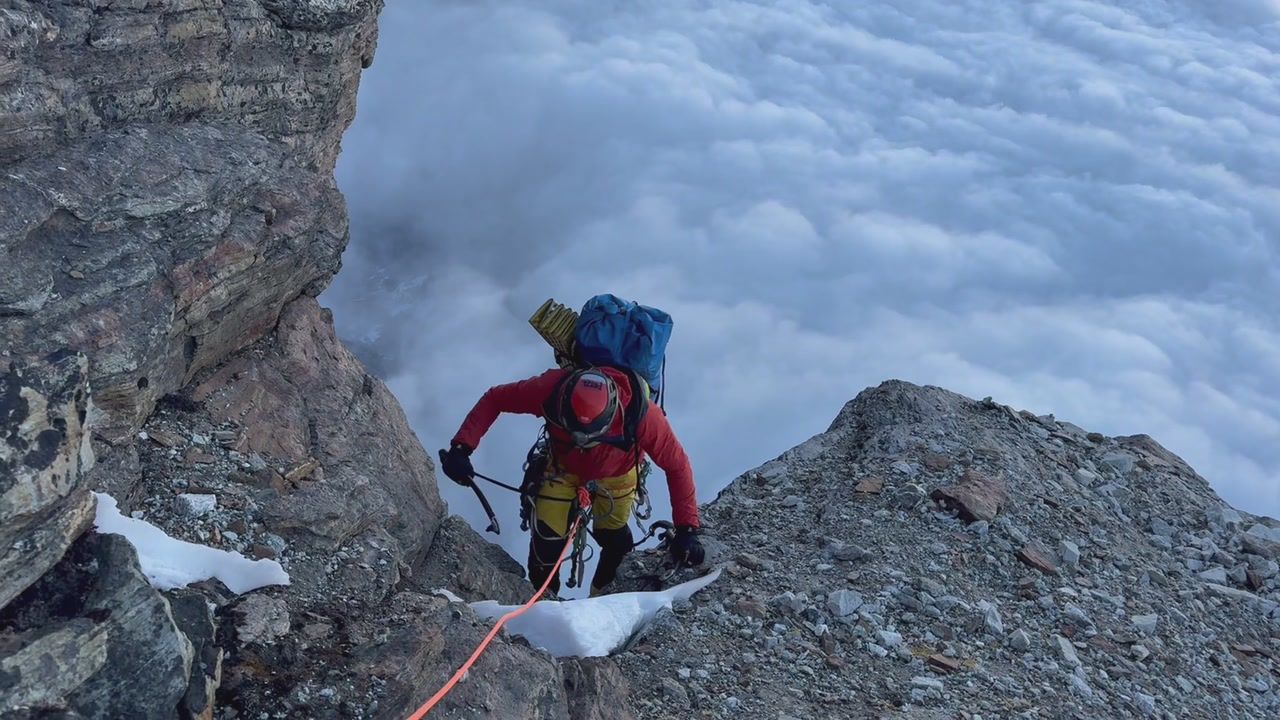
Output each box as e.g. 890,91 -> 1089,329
440,366 -> 704,597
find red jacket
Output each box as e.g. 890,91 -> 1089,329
452,367 -> 699,528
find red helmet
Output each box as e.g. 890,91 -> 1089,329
547,369 -> 619,446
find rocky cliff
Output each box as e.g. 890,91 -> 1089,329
1,2 -> 626,718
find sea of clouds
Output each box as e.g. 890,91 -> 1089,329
324,0 -> 1280,567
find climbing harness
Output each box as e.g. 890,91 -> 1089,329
405,487 -> 592,720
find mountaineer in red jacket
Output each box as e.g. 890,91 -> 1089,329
440,366 -> 704,596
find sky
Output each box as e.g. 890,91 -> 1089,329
323,0 -> 1280,571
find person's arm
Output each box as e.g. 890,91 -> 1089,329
635,407 -> 699,528
451,369 -> 564,450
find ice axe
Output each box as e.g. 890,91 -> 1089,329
438,449 -> 500,535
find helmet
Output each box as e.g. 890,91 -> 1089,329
548,369 -> 619,446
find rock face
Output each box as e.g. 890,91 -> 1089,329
0,532 -> 194,718
615,380 -> 1280,719
0,351 -> 95,609
0,0 -> 382,442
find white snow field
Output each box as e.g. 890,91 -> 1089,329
93,493 -> 290,594
469,569 -> 722,657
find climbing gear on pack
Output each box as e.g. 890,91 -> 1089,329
544,369 -> 620,448
405,486 -> 592,720
669,525 -> 705,567
439,443 -> 475,486
438,447 -> 500,535
528,298 -> 580,367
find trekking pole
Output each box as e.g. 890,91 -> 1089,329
438,449 -> 501,535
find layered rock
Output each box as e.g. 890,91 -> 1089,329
0,0 -> 382,443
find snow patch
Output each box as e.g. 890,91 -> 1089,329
470,569 -> 721,657
93,492 -> 289,594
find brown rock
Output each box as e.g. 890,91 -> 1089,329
1246,570 -> 1265,591
854,476 -> 884,494
734,598 -> 768,620
251,544 -> 277,561
737,553 -> 765,571
922,453 -> 953,472
1017,542 -> 1059,576
227,519 -> 248,535
927,654 -> 963,673
148,429 -> 185,448
184,448 -> 217,465
284,459 -> 321,485
930,470 -> 1008,523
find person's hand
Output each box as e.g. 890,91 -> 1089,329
439,443 -> 475,486
669,526 -> 705,567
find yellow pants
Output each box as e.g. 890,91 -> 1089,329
534,468 -> 637,536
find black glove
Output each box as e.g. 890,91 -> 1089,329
669,526 -> 705,567
439,443 -> 475,486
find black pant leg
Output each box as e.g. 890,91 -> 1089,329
527,520 -> 568,595
590,524 -> 634,592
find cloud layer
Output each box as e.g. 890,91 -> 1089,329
325,0 -> 1280,566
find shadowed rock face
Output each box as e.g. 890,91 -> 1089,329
0,532 -> 194,719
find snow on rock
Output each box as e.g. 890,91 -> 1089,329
93,492 -> 289,593
470,569 -> 721,657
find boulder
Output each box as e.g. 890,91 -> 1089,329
0,533 -> 193,718
0,352 -> 95,610
930,470 -> 1008,523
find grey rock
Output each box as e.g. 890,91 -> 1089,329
1136,692 -> 1156,716
1074,468 -> 1100,486
1150,518 -> 1177,538
1009,629 -> 1033,651
0,533 -> 193,717
235,595 -> 291,645
1055,636 -> 1082,667
827,589 -> 864,618
1199,567 -> 1229,584
911,676 -> 944,692
1064,604 -> 1093,628
173,493 -> 217,517
1070,673 -> 1095,700
979,601 -> 1005,636
0,352 -> 96,610
1101,452 -> 1136,475
1060,540 -> 1081,568
876,630 -> 904,649
1206,508 -> 1243,532
830,542 -> 871,562
166,589 -> 222,720
1131,614 -> 1159,634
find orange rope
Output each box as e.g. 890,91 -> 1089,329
406,487 -> 592,720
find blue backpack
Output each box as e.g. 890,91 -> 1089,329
574,294 -> 672,404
